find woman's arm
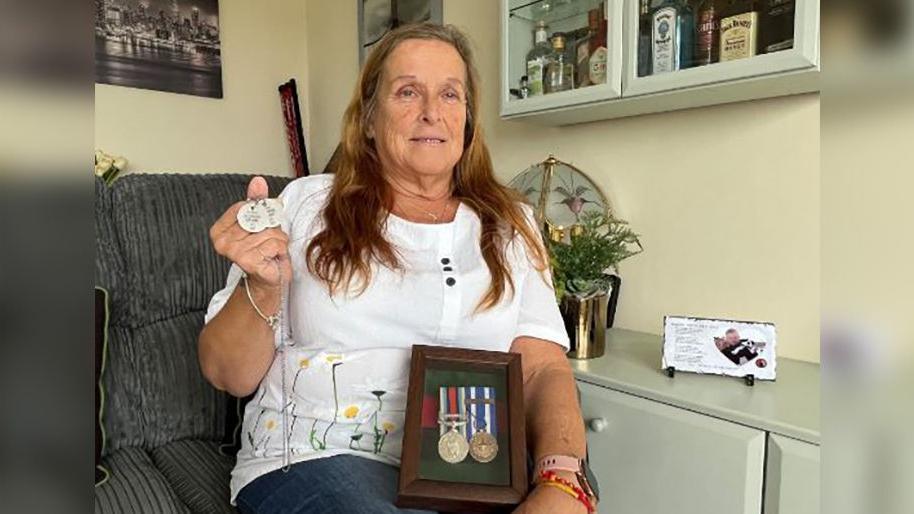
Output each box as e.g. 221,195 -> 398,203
510,336 -> 587,461
510,336 -> 590,514
198,280 -> 278,397
198,177 -> 292,397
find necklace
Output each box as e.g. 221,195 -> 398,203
387,175 -> 453,202
397,196 -> 454,223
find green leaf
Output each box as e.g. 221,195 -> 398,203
547,211 -> 643,299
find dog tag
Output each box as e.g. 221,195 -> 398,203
237,198 -> 284,233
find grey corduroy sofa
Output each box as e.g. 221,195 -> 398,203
94,173 -> 293,514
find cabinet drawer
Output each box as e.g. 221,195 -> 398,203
579,380 -> 765,514
764,434 -> 820,514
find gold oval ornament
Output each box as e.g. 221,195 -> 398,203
438,429 -> 469,464
469,432 -> 498,463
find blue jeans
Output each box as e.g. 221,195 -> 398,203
236,454 -> 438,514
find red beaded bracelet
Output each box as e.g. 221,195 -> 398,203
537,470 -> 596,513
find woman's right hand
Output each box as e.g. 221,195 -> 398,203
209,176 -> 293,292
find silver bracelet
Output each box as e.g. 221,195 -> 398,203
241,272 -> 280,330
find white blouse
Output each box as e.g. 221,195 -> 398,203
204,173 -> 569,503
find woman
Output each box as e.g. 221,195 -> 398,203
200,23 -> 592,514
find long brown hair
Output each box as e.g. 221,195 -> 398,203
306,23 -> 547,311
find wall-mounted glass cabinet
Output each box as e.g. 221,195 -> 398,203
501,0 -> 625,118
500,0 -> 820,125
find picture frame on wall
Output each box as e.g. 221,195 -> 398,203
397,345 -> 527,513
358,0 -> 444,64
94,0 -> 223,98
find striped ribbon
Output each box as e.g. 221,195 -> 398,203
438,386 -> 496,440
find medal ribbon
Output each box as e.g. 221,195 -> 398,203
438,386 -> 466,438
461,386 -> 496,441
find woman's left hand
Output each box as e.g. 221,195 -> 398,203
512,481 -> 590,514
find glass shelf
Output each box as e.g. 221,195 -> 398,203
509,0 -> 603,25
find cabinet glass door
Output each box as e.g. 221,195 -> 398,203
623,0 -> 819,96
501,0 -> 623,118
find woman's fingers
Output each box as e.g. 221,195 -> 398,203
236,228 -> 289,254
247,176 -> 269,200
209,200 -> 246,241
207,177 -> 290,288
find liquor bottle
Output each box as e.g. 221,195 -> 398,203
762,0 -> 795,53
575,13 -> 596,88
526,21 -> 551,96
693,0 -> 720,66
638,0 -> 653,76
587,6 -> 608,85
544,33 -> 574,93
719,0 -> 760,61
651,0 -> 694,74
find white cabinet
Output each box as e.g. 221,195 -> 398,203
764,434 -> 821,514
501,0 -> 624,118
622,0 -> 819,96
579,380 -> 766,514
500,0 -> 820,125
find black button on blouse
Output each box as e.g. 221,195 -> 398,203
446,277 -> 456,286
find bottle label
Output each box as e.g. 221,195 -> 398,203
526,58 -> 544,96
589,46 -> 608,84
652,7 -> 678,74
535,29 -> 548,45
720,12 -> 759,61
696,9 -> 720,65
766,38 -> 794,53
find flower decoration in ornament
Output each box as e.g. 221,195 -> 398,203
94,149 -> 127,185
508,155 -> 643,303
508,155 -> 608,231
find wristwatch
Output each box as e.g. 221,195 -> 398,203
535,455 -> 600,503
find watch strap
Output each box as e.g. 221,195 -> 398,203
535,454 -> 582,475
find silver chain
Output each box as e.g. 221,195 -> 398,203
268,258 -> 292,472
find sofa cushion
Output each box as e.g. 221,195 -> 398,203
106,173 -> 292,328
95,177 -> 125,308
95,447 -> 190,514
102,312 -> 226,454
151,440 -> 235,514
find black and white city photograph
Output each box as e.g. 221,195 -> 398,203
95,0 -> 223,98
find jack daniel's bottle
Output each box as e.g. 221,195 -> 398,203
651,0 -> 694,74
720,0 -> 760,61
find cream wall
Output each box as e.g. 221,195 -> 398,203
94,0 -> 309,175
305,0 -> 820,362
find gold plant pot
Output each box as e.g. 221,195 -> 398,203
560,293 -> 609,360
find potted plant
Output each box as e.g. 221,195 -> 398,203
547,211 -> 643,359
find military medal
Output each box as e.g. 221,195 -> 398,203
237,198 -> 284,233
437,417 -> 469,464
437,387 -> 469,463
465,386 -> 499,463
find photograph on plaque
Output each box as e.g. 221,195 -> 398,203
397,345 -> 527,513
662,316 -> 777,380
